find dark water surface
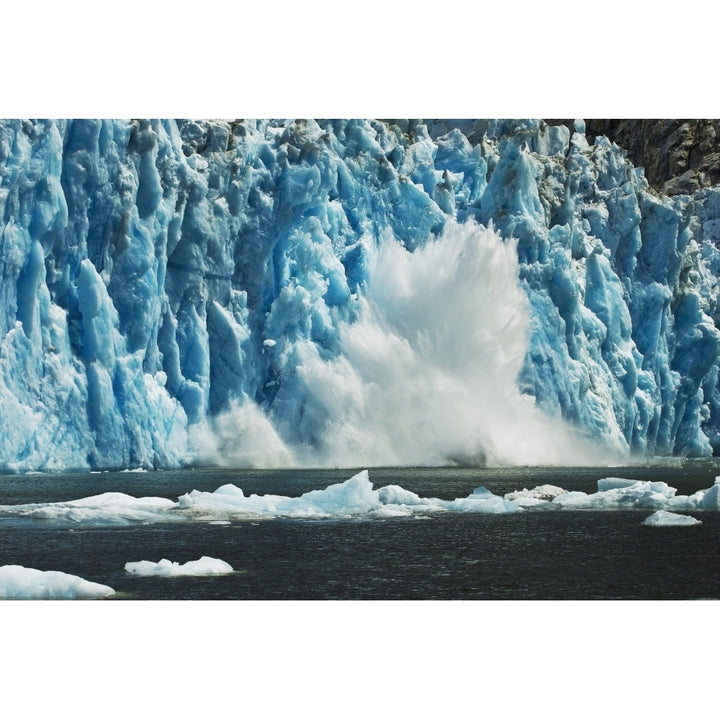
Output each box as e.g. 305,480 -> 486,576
1,464 -> 719,600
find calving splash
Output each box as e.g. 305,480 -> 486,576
202,221 -> 608,468
4,119 -> 720,472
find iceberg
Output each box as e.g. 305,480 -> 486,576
2,119 -> 720,471
0,492 -> 178,525
642,511 -> 702,526
504,484 -> 568,507
0,565 -> 115,599
549,479 -> 678,509
0,470 -> 718,527
124,556 -> 234,577
176,470 -> 427,519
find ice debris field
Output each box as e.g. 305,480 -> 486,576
2,470 -> 716,598
0,556 -> 235,599
3,119 -> 720,473
1,470 -> 718,525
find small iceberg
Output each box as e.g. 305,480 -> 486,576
124,556 -> 234,577
504,484 -> 567,507
0,565 -> 115,599
642,511 -> 702,527
1,471 -> 719,528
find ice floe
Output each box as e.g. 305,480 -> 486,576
642,511 -> 702,526
0,565 -> 115,599
124,556 -> 234,577
0,471 -> 718,527
0,492 -> 178,525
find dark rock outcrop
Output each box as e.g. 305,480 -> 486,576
550,119 -> 720,196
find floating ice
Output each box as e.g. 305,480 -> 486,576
596,478 -> 643,491
124,556 -> 234,577
504,484 -> 568,507
0,492 -> 178,525
550,479 -> 678,510
445,486 -> 522,514
642,511 -> 702,526
698,479 -> 720,509
177,470 -> 424,519
0,565 -> 115,599
0,470 -> 718,527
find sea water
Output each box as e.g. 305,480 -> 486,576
0,464 -> 718,600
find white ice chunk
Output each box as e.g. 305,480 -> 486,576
446,486 -> 522,513
642,511 -> 702,526
551,480 -> 675,509
0,565 -> 115,599
373,484 -> 445,517
666,491 -> 705,511
0,470 -> 717,528
283,470 -> 380,516
124,556 -> 234,577
505,484 -> 568,501
377,484 -> 434,506
0,492 -> 178,525
179,470 -> 379,519
700,483 -> 720,509
596,477 -> 640,491
547,490 -> 590,507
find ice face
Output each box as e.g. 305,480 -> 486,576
2,119 -> 720,471
0,565 -> 115,599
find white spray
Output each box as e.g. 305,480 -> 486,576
207,220 -> 617,467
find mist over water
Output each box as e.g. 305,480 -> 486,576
205,221 -> 619,468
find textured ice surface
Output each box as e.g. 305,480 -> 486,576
0,470 -> 718,526
0,565 -> 115,599
504,484 -> 568,507
1,492 -> 178,525
2,119 -> 720,470
642,510 -> 702,526
124,556 -> 233,576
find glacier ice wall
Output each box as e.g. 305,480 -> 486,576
1,118 -> 719,471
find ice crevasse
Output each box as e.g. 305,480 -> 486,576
1,118 -> 720,471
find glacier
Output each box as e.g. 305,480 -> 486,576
2,118 -> 720,471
